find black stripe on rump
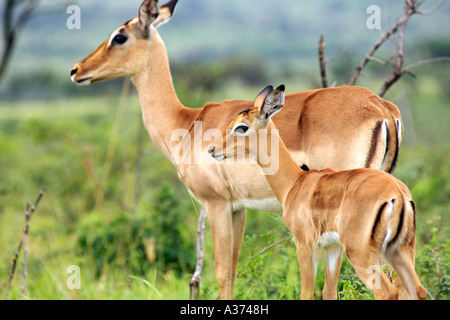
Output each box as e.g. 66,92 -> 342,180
365,120 -> 383,168
387,117 -> 400,174
389,205 -> 405,247
410,200 -> 416,232
371,201 -> 388,241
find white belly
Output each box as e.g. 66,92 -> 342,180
232,197 -> 283,214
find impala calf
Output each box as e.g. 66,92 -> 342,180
71,0 -> 405,299
209,85 -> 426,300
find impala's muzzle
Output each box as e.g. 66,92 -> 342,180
70,64 -> 92,86
208,146 -> 225,161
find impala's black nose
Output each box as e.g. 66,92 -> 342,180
70,68 -> 78,76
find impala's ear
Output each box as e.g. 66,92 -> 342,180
258,85 -> 285,120
254,85 -> 274,110
153,0 -> 178,28
138,0 -> 160,35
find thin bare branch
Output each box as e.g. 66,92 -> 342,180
189,207 -> 207,300
368,56 -> 388,66
258,237 -> 292,256
318,35 -> 328,88
5,232 -> 23,299
381,57 -> 450,89
22,203 -> 31,300
415,0 -> 446,15
403,69 -> 418,79
378,72 -> 401,97
404,56 -> 450,69
4,189 -> 45,300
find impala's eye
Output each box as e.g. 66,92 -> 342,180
111,34 -> 128,46
234,125 -> 249,134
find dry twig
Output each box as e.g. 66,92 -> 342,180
344,0 -> 449,97
21,203 -> 31,299
189,207 -> 207,300
258,237 -> 292,256
4,189 -> 45,300
318,35 -> 328,88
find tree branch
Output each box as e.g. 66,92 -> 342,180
378,0 -> 409,97
378,0 -> 450,96
348,5 -> 415,86
404,56 -> 450,69
22,202 -> 31,299
367,56 -> 388,66
4,189 -> 45,300
189,206 -> 207,300
318,35 -> 328,88
258,237 -> 291,256
0,0 -> 38,82
415,0 -> 446,15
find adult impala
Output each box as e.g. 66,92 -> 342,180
71,0 -> 404,299
209,85 -> 426,300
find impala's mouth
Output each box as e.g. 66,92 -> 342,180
71,75 -> 92,86
208,146 -> 226,161
211,153 -> 225,161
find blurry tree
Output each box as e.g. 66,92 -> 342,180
0,0 -> 38,83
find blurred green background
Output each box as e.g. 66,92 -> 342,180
0,0 -> 448,300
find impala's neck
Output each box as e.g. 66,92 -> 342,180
131,29 -> 193,159
256,124 -> 304,205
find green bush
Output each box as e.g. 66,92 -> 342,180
76,185 -> 195,278
416,229 -> 449,300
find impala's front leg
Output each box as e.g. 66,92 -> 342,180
206,200 -> 234,299
296,242 -> 317,300
231,209 -> 246,296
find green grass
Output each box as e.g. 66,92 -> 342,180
0,92 -> 448,300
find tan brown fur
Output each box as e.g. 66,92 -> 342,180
71,0 -> 404,299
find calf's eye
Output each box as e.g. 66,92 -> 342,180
234,125 -> 249,134
112,34 -> 128,46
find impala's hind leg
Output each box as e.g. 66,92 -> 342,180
346,248 -> 399,300
322,246 -> 343,300
386,245 -> 427,300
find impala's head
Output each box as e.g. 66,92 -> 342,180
209,84 -> 285,161
70,0 -> 177,85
